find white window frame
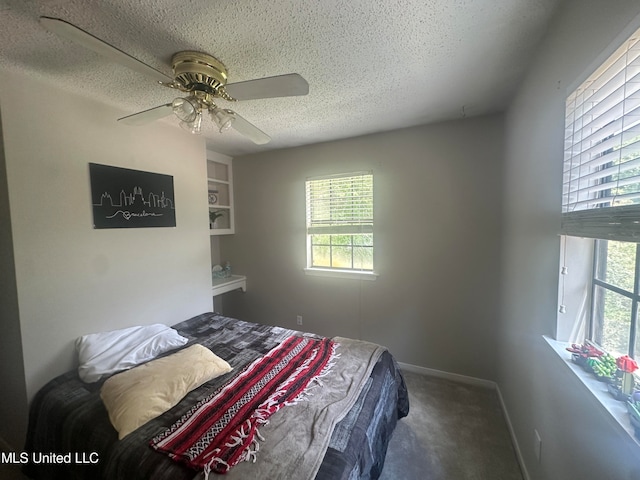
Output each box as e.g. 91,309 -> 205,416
304,171 -> 377,280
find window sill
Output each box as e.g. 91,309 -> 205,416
303,268 -> 378,281
543,335 -> 640,448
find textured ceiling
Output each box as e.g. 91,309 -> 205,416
0,0 -> 561,156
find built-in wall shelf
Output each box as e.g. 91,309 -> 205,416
207,155 -> 234,235
212,275 -> 246,297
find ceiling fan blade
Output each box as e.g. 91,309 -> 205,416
118,104 -> 173,125
225,73 -> 309,101
39,16 -> 173,84
229,111 -> 271,144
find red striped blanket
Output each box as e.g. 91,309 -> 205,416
150,336 -> 337,475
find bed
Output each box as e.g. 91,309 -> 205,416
23,312 -> 409,480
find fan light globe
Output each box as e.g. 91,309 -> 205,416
179,111 -> 202,134
172,97 -> 199,123
210,107 -> 235,133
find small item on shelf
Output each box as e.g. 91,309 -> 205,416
567,341 -> 604,372
607,382 -> 630,402
589,353 -> 617,381
566,341 -> 604,359
212,262 -> 232,279
616,355 -> 638,373
568,342 -> 640,401
622,372 -> 636,395
616,355 -> 638,395
209,210 -> 225,229
627,392 -> 640,439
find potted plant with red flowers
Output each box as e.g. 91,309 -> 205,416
617,355 -> 638,395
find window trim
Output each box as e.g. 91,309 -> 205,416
303,267 -> 378,281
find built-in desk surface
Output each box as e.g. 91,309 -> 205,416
212,275 -> 246,297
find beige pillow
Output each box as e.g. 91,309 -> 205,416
101,344 -> 232,439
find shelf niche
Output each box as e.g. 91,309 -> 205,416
207,152 -> 234,236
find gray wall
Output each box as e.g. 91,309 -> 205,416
0,70 -> 213,448
220,114 -> 505,381
499,0 -> 640,478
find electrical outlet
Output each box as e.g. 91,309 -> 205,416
296,315 -> 303,326
534,429 -> 542,463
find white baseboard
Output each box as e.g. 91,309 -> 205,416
495,385 -> 530,480
398,361 -> 530,480
398,361 -> 496,389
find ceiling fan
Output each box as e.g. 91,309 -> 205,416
39,17 -> 309,144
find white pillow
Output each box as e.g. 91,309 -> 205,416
101,344 -> 232,439
76,324 -> 188,383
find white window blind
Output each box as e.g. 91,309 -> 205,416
562,26 -> 640,241
306,172 -> 373,235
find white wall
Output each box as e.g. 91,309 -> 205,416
220,114 -> 505,381
499,1 -> 640,478
0,70 -> 213,448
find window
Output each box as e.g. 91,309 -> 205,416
592,240 -> 640,357
562,26 -> 640,239
560,26 -> 640,358
305,172 -> 374,276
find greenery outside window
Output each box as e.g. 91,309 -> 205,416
592,239 -> 640,357
305,172 -> 374,276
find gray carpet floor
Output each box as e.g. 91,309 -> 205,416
379,370 -> 524,480
2,371 -> 524,480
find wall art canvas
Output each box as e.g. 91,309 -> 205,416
89,163 -> 176,229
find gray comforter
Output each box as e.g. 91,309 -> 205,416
23,312 -> 409,480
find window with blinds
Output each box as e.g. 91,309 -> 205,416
305,172 -> 374,272
559,25 -> 640,359
562,26 -> 640,241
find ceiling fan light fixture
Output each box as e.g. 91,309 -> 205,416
210,107 -> 236,133
172,96 -> 199,123
179,111 -> 202,134
38,19 -> 309,145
